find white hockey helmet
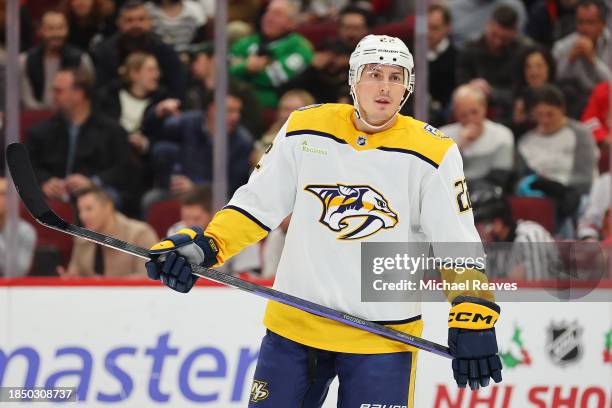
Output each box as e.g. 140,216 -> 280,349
348,35 -> 415,128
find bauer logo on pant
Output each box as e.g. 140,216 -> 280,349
250,380 -> 270,402
305,183 -> 398,240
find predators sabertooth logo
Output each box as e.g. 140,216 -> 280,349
250,380 -> 270,402
305,184 -> 398,240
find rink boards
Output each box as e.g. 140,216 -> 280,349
0,279 -> 611,408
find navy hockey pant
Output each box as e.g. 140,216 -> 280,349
248,330 -> 417,407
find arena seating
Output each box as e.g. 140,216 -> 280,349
20,199 -> 75,272
508,196 -> 556,234
146,199 -> 181,239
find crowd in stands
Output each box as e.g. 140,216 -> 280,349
0,0 -> 611,280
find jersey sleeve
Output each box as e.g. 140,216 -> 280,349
420,144 -> 494,302
420,144 -> 480,242
204,121 -> 297,265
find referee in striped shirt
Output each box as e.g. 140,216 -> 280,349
470,182 -> 558,281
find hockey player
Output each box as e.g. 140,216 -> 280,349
146,35 -> 503,406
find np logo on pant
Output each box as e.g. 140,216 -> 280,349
250,380 -> 270,402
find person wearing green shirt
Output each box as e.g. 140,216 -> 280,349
229,0 -> 314,108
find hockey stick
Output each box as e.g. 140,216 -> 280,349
6,142 -> 452,359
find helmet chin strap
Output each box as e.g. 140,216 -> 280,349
350,84 -> 411,132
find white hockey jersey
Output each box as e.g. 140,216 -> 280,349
205,104 -> 486,353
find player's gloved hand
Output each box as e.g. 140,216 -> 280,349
146,226 -> 219,293
448,296 -> 502,390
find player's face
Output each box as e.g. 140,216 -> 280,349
355,64 -> 406,126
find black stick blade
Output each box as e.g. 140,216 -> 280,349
6,143 -> 67,229
6,142 -> 149,259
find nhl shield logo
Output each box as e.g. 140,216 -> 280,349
356,135 -> 368,146
547,321 -> 583,366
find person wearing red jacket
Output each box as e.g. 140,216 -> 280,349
581,80 -> 609,144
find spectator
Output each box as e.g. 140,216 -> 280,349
526,0 -> 578,48
59,186 -> 158,277
470,181 -> 557,280
0,177 -> 36,277
61,0 -> 116,52
337,4 -> 371,48
381,1 -> 414,23
229,0 -> 314,108
167,184 -> 212,235
456,5 -> 532,126
289,0 -> 349,22
20,10 -> 95,110
440,85 -> 514,192
261,89 -> 315,145
281,5 -> 368,103
552,0 -> 611,113
512,46 -> 558,137
227,20 -> 254,46
92,0 -> 187,98
581,81 -> 609,144
97,52 -> 169,156
25,68 -> 136,212
142,86 -> 255,210
255,89 -> 315,161
427,3 -> 456,127
184,42 -> 264,137
285,38 -> 352,104
164,182 -> 263,276
144,0 -> 208,51
517,84 -> 595,223
448,0 -> 527,47
577,171 -> 611,240
198,0 -> 215,17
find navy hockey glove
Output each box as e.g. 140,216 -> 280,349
146,227 -> 219,293
448,296 -> 502,390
